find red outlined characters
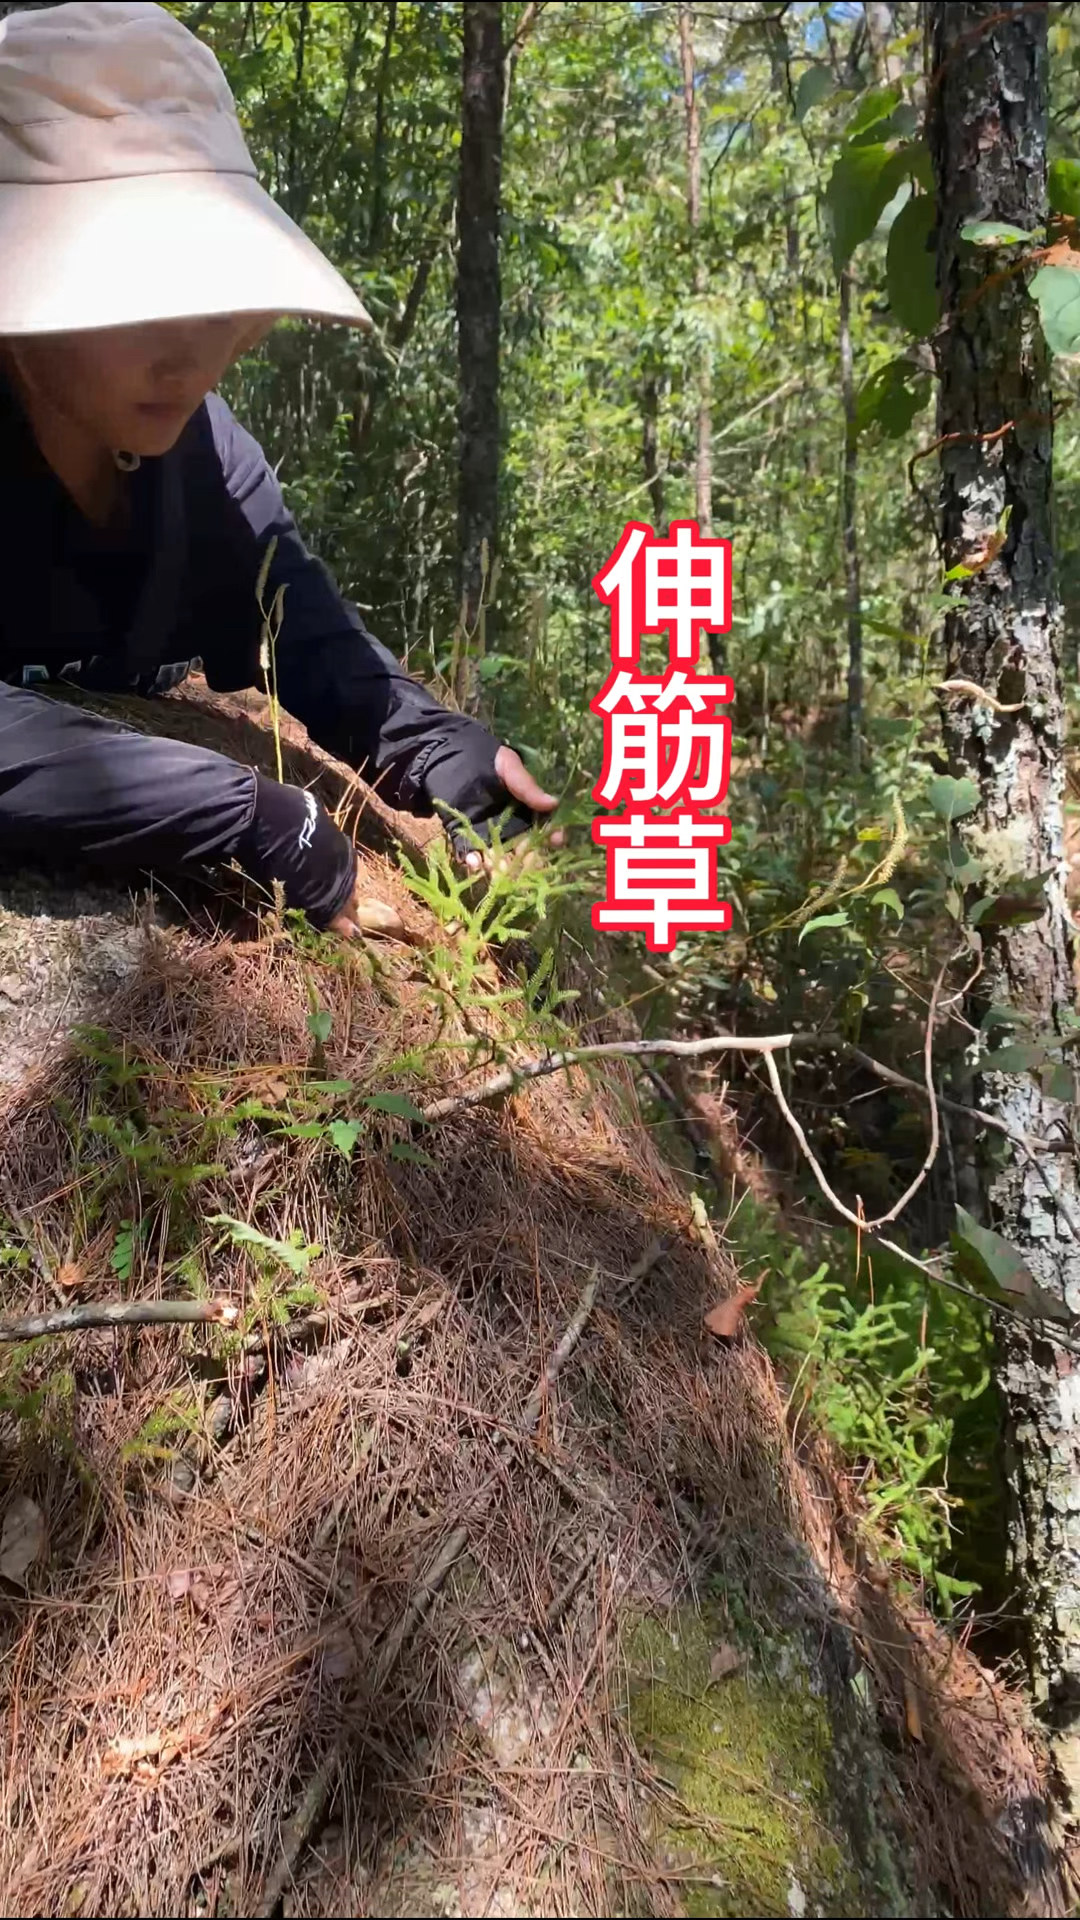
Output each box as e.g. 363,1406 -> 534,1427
590,521 -> 734,949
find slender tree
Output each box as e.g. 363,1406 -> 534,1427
678,2 -> 712,540
839,266 -> 863,767
929,0 -> 1080,1799
456,0 -> 504,713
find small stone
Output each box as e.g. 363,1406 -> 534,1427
0,975 -> 25,1001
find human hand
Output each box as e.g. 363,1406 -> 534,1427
329,861 -> 407,941
458,745 -> 565,875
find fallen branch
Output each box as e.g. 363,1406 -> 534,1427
764,967 -> 945,1235
0,1298 -> 237,1345
788,1031 -> 1066,1155
785,1030 -> 1080,1251
421,1032 -> 793,1123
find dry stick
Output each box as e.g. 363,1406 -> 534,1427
788,1031 -> 1065,1155
421,1032 -> 794,1124
787,1031 -> 1080,1252
765,1044 -> 1080,1352
257,1252 -> 653,1918
762,964 -> 946,1236
0,1298 -> 237,1344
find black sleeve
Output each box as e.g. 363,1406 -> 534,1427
207,394 -> 536,852
0,681 -> 357,928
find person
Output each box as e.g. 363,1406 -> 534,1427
0,0 -> 559,939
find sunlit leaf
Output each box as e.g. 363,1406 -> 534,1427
927,775 -> 979,821
1030,263 -> 1080,356
798,911 -> 850,942
959,220 -> 1034,247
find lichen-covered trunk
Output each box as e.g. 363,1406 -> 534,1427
928,0 -> 1080,1799
456,0 -> 504,714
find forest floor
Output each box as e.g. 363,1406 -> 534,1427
0,685 -> 1067,1919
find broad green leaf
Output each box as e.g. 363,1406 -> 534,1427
927,774 -> 979,821
871,887 -> 903,920
306,1008 -> 333,1045
959,220 -> 1034,247
886,192 -> 937,336
795,64 -> 832,123
1030,263 -> 1080,357
1041,1063 -> 1075,1103
947,837 -> 984,886
952,1207 -> 1071,1323
846,85 -> 902,142
798,911 -> 850,943
826,143 -> 918,271
362,1090 -> 428,1122
858,826 -> 885,842
328,1120 -> 363,1159
979,1042 -> 1050,1074
855,358 -> 930,438
1050,158 -> 1080,219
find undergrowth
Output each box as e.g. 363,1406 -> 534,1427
726,1193 -> 1000,1614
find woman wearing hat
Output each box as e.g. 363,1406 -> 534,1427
0,0 -> 558,937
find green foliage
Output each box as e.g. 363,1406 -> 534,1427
206,1215 -> 320,1278
1030,262 -> 1080,357
732,1205 -> 993,1613
1049,158 -> 1080,219
855,356 -> 931,438
926,775 -> 980,822
885,193 -> 937,338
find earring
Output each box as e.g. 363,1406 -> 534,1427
113,449 -> 141,473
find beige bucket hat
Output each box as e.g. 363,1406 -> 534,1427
0,0 -> 371,335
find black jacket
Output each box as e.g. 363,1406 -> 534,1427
0,378 -> 529,925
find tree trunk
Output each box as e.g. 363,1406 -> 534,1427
839,267 -> 863,767
456,0 -> 504,715
368,0 -> 398,256
678,2 -> 712,539
641,371 -> 665,531
929,0 -> 1080,1804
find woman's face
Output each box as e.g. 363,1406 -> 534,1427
5,314 -> 274,456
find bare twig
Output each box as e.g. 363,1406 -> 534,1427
787,1031 -> 1066,1155
934,678 -> 1025,715
764,969 -> 945,1235
421,1032 -> 793,1124
0,1297 -> 237,1344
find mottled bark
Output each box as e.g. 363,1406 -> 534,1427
839,267 -> 863,766
929,0 -> 1080,1801
456,0 -> 504,713
678,3 -> 712,538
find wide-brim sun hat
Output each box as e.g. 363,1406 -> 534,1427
0,0 -> 372,335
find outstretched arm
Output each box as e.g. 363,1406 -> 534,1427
206,393 -> 556,866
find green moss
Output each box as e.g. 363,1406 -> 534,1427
621,1610 -> 868,1919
